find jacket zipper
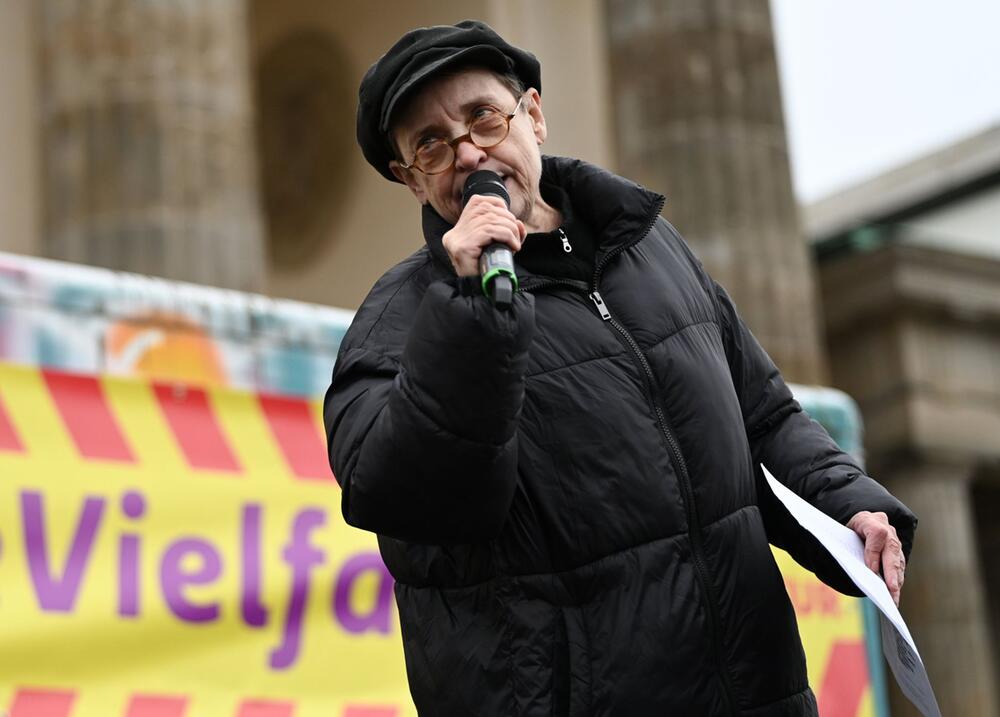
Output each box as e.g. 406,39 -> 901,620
558,228 -> 573,253
587,198 -> 739,716
519,198 -> 739,713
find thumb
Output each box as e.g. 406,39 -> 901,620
516,220 -> 527,241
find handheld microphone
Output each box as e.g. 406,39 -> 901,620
462,170 -> 518,310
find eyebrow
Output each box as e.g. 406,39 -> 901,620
404,95 -> 507,149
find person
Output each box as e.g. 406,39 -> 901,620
325,20 -> 916,716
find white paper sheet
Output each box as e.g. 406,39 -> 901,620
762,466 -> 941,717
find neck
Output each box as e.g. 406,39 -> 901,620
523,196 -> 563,234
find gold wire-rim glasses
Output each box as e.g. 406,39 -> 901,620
398,95 -> 527,175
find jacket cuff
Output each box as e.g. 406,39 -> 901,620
456,275 -> 483,298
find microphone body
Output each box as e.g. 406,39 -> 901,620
462,170 -> 518,309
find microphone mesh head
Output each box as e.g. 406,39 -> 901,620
462,170 -> 510,208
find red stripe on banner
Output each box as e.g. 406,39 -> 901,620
153,383 -> 240,473
0,394 -> 24,452
817,640 -> 869,717
43,369 -> 135,462
258,394 -> 333,481
342,707 -> 399,717
9,687 -> 76,717
235,699 -> 295,717
124,694 -> 188,717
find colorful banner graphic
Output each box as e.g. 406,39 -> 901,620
0,362 -> 413,717
775,550 -> 875,717
0,252 -> 353,398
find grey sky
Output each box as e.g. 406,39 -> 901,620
771,0 -> 1000,203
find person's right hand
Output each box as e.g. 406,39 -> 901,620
847,510 -> 906,606
442,195 -> 526,277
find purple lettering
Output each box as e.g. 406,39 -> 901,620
160,537 -> 222,622
118,491 -> 145,618
269,508 -> 326,670
240,503 -> 268,628
333,552 -> 394,634
21,491 -> 104,612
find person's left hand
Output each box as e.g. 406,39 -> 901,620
847,510 -> 905,606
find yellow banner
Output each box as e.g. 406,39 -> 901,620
0,361 -> 874,716
774,549 -> 875,717
0,362 -> 413,717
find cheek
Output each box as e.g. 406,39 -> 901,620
428,178 -> 454,204
433,184 -> 463,223
514,150 -> 541,193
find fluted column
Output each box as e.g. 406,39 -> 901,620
37,0 -> 264,291
884,466 -> 999,717
604,0 -> 825,384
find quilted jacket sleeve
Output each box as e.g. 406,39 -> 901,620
324,277 -> 535,545
711,280 -> 918,595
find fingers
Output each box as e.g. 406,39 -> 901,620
882,530 -> 904,606
848,510 -> 905,606
848,511 -> 886,574
443,195 -> 523,276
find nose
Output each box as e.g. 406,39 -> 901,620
453,138 -> 488,172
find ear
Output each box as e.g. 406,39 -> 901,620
524,88 -> 547,145
389,160 -> 428,204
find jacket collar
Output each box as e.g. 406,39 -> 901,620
421,156 -> 665,273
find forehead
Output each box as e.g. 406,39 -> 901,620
390,68 -> 515,138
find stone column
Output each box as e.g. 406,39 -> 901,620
885,464 -> 1000,717
604,0 -> 826,384
0,0 -> 41,258
37,0 -> 265,291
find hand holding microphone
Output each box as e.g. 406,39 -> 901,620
443,170 -> 524,310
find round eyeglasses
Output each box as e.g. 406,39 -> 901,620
398,95 -> 526,175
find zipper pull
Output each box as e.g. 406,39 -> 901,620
558,227 -> 573,253
589,291 -> 611,320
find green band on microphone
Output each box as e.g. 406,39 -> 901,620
481,267 -> 518,297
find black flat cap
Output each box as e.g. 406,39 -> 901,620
357,20 -> 542,183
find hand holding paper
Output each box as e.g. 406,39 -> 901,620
761,466 -> 941,717
846,509 -> 906,606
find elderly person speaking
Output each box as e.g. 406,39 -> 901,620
325,20 -> 915,717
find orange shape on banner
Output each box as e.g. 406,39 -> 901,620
43,369 -> 135,462
124,693 -> 189,717
235,699 -> 295,717
0,394 -> 23,452
258,394 -> 333,482
153,383 -> 241,473
8,688 -> 76,717
817,640 -> 869,717
105,314 -> 226,387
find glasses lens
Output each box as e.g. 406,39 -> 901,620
416,141 -> 453,174
470,111 -> 509,148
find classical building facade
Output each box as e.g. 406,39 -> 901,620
808,123 -> 1000,716
2,0 -> 823,381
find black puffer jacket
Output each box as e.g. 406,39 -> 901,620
325,157 -> 916,716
